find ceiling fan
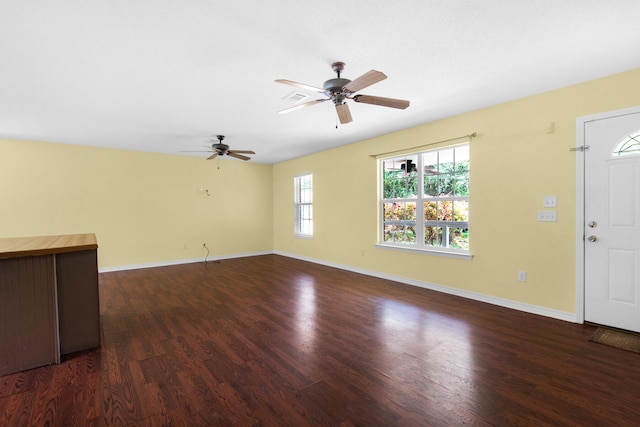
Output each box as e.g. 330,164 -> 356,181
275,61 -> 410,124
183,135 -> 255,161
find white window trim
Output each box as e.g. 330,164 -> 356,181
294,173 -> 313,238
379,144 -> 469,255
375,243 -> 473,260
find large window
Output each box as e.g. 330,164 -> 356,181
294,173 -> 313,237
380,144 -> 469,253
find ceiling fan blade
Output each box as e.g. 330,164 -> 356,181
353,94 -> 410,109
275,79 -> 325,93
278,98 -> 328,114
228,150 -> 255,154
207,153 -> 219,160
343,70 -> 387,93
336,103 -> 353,124
228,152 -> 251,161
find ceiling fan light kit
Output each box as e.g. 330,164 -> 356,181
276,61 -> 410,124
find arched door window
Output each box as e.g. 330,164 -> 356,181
612,129 -> 640,156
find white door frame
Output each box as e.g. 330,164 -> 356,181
575,105 -> 640,324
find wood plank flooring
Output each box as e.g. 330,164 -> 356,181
2,254 -> 640,426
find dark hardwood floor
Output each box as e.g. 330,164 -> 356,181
1,254 -> 639,426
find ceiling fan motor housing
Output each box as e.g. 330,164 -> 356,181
324,78 -> 351,104
213,143 -> 229,153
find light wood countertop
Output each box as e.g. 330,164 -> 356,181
0,234 -> 98,259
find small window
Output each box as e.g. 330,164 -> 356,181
294,174 -> 313,237
380,144 -> 469,253
613,130 -> 640,156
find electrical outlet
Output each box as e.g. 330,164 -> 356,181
518,271 -> 526,282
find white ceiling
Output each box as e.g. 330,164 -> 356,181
2,1 -> 640,164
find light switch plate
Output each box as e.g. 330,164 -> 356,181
543,196 -> 557,207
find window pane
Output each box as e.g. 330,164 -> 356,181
402,155 -> 418,174
448,227 -> 469,250
406,173 -> 418,198
424,174 -> 438,196
612,130 -> 640,156
453,172 -> 469,196
405,202 -> 416,220
437,201 -> 454,221
401,225 -> 416,243
439,148 -> 454,165
384,224 -> 416,244
383,170 -> 400,199
383,202 -> 394,220
425,225 -> 466,248
423,151 -> 438,172
383,202 -> 393,220
383,202 -> 416,221
455,145 -> 470,164
383,157 -> 418,198
300,205 -> 312,220
384,202 -> 399,221
453,200 -> 469,222
301,188 -> 311,203
424,201 -> 437,220
439,172 -> 458,196
424,226 -> 442,246
383,225 -> 398,242
295,174 -> 312,203
297,205 -> 312,235
383,176 -> 393,199
385,172 -> 418,199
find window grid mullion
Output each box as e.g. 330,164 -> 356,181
416,154 -> 425,248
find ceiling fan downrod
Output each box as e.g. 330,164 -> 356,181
332,61 -> 345,78
325,62 -> 351,105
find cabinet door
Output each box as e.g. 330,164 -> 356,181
0,255 -> 59,376
56,250 -> 101,355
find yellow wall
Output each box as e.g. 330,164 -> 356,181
0,139 -> 273,268
2,68 -> 639,313
273,67 -> 640,314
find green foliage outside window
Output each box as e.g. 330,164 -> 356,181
381,146 -> 469,250
383,160 -> 469,198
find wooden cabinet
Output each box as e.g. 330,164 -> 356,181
0,234 -> 100,376
56,249 -> 101,355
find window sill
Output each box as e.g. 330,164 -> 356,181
375,243 -> 473,260
294,234 -> 313,240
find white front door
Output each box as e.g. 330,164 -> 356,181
583,108 -> 640,332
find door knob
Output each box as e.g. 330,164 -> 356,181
588,221 -> 597,228
588,235 -> 597,242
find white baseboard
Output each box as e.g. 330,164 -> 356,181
101,250 -> 577,323
274,250 -> 578,324
98,250 -> 272,273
